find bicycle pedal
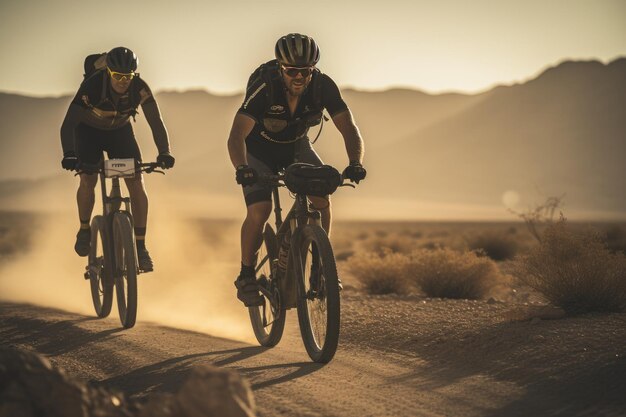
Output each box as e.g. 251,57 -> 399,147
83,271 -> 90,280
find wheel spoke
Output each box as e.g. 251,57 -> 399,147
248,224 -> 285,347
296,225 -> 340,363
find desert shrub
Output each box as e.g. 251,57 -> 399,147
335,250 -> 355,261
363,234 -> 416,256
515,219 -> 626,314
400,229 -> 423,239
347,251 -> 412,295
420,241 -> 444,251
409,248 -> 503,299
466,232 -> 519,261
510,195 -> 564,243
330,234 -> 353,255
604,224 -> 626,254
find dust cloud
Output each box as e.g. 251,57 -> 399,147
0,205 -> 257,344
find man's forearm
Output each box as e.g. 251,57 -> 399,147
344,127 -> 364,163
227,113 -> 256,168
60,104 -> 82,154
142,101 -> 170,154
228,136 -> 247,168
332,110 -> 364,163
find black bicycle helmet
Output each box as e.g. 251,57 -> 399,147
106,47 -> 138,73
275,34 -> 320,67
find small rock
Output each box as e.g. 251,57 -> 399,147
172,365 -> 255,417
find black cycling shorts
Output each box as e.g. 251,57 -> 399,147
75,123 -> 142,165
243,138 -> 323,206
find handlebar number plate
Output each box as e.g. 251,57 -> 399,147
104,159 -> 136,178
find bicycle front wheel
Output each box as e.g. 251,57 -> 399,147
113,212 -> 138,329
294,224 -> 341,363
249,224 -> 286,347
88,215 -> 113,318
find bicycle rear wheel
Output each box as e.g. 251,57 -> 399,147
88,215 -> 113,318
294,224 -> 341,363
113,212 -> 138,329
249,224 -> 286,347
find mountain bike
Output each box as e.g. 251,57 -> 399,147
79,159 -> 164,329
249,163 -> 353,363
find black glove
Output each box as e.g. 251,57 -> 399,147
236,165 -> 258,186
77,161 -> 99,175
61,151 -> 79,171
343,161 -> 367,184
157,152 -> 175,169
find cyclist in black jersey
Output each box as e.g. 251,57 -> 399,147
60,47 -> 175,272
227,33 -> 367,306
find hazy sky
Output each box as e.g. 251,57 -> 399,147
1,0 -> 624,97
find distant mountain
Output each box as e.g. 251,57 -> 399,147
1,58 -> 624,219
371,58 -> 626,212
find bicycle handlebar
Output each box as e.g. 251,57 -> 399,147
257,172 -> 356,189
74,161 -> 166,176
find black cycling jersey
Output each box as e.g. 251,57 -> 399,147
71,71 -> 155,130
237,70 -> 349,166
60,71 -> 170,155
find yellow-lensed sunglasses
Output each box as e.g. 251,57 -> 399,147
107,67 -> 135,81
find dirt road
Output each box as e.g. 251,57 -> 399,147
2,299 -> 625,417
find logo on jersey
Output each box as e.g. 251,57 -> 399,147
263,118 -> 288,133
268,104 -> 286,116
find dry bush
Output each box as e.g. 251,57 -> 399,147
330,233 -> 354,253
347,251 -> 412,295
604,224 -> 626,254
335,250 -> 355,262
400,229 -> 423,239
515,219 -> 626,314
409,248 -> 503,299
510,195 -> 564,243
466,231 -> 519,261
349,246 -> 504,299
362,234 -> 416,256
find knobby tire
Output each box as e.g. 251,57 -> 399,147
113,212 -> 138,329
294,224 -> 340,363
249,224 -> 286,347
88,216 -> 113,318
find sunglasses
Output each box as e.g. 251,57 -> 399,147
281,66 -> 314,77
107,67 -> 135,81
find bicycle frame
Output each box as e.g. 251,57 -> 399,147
272,189 -> 322,243
99,171 -> 132,217
259,184 -> 324,310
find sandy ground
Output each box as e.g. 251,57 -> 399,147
2,293 -> 625,417
1,214 -> 626,416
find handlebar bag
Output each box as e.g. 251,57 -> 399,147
284,163 -> 341,197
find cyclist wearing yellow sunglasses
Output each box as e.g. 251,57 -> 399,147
60,46 -> 175,272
